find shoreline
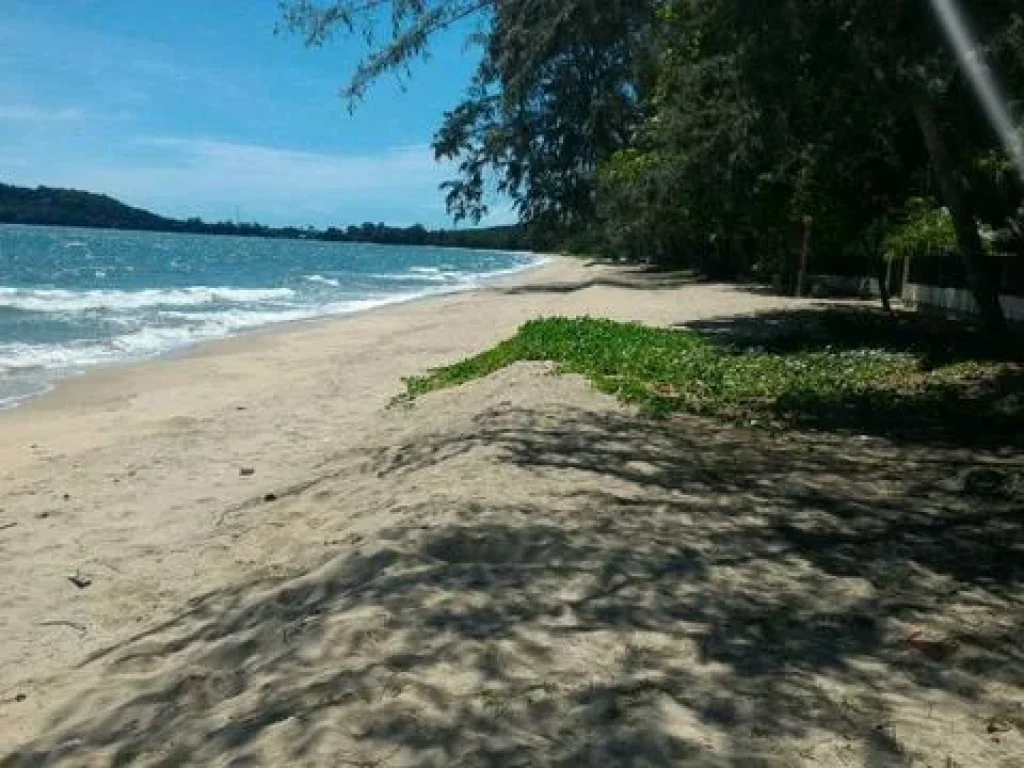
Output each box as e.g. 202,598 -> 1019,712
0,253 -> 573,481
0,252 -> 555,414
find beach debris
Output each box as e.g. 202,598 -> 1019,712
0,521 -> 17,532
984,702 -> 1024,735
240,467 -> 255,477
264,493 -> 278,503
906,628 -> 959,662
14,693 -> 26,703
986,717 -> 1013,735
34,511 -> 51,520
68,571 -> 92,590
236,405 -> 247,411
38,619 -> 88,634
62,493 -> 70,501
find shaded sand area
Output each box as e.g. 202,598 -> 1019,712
1,259 -> 1021,766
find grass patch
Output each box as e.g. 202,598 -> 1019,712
399,315 -> 1023,443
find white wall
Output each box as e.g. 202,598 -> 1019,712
903,283 -> 1024,322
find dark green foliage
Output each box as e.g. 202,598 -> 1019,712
320,222 -> 536,250
434,0 -> 658,225
0,183 -> 177,231
281,0 -> 659,227
401,314 -> 1023,443
600,1 -> 1024,330
282,1 -> 1024,326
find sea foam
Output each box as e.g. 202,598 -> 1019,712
0,225 -> 542,408
0,286 -> 296,313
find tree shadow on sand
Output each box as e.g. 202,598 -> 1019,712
4,404 -> 1022,766
498,267 -> 703,296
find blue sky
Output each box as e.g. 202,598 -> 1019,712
0,0 -> 509,227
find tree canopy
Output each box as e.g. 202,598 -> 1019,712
281,1 -> 660,226
282,0 -> 1024,330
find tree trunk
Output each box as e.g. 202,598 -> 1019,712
797,216 -> 812,297
876,255 -> 893,314
877,215 -> 894,314
912,94 -> 1006,334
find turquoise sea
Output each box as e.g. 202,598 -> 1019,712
0,224 -> 541,407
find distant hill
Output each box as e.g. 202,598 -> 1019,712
0,183 -> 176,231
0,182 -> 537,251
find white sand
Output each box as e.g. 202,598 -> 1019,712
0,259 -> 1020,766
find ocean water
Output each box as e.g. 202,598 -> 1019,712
0,224 -> 541,407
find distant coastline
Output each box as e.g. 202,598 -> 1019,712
0,182 -> 534,252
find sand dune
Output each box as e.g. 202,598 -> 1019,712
1,259 -> 1020,766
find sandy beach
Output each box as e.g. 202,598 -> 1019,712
1,258 -> 1020,767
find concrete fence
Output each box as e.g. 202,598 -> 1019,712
902,282 -> 1024,322
807,272 -> 1024,323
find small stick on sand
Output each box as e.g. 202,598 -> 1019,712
38,620 -> 88,634
68,572 -> 92,589
0,522 -> 17,532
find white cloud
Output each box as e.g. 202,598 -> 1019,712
2,136 -> 469,226
136,137 -> 445,193
0,135 -> 516,227
0,104 -> 86,122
